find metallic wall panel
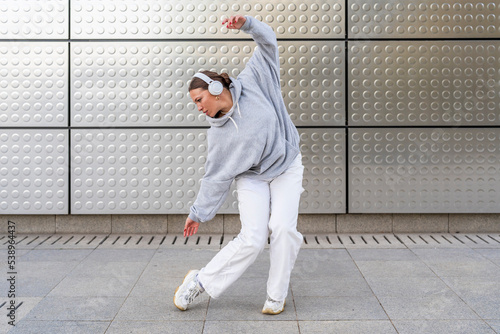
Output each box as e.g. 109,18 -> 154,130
71,128 -> 342,214
71,41 -> 344,127
349,128 -> 500,213
299,129 -> 346,213
349,41 -> 500,126
71,129 -> 238,214
349,0 -> 500,38
71,0 -> 344,39
0,43 -> 68,127
0,0 -> 68,39
0,130 -> 68,214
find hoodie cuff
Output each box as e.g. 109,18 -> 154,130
240,16 -> 252,32
188,212 -> 202,224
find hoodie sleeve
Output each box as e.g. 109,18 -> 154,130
188,133 -> 255,223
239,16 -> 280,87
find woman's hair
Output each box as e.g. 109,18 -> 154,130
189,70 -> 231,92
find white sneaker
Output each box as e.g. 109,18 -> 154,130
262,297 -> 286,315
174,270 -> 204,311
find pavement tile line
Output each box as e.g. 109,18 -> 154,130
1,233 -> 499,250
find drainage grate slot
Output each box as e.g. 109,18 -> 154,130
112,236 -> 120,245
27,236 -> 39,245
476,235 -> 489,244
196,236 -> 200,245
184,237 -> 189,245
465,235 -> 477,244
325,236 -> 331,244
337,236 -> 343,244
208,236 -> 212,245
99,236 -> 108,245
429,235 -> 440,244
349,236 -> 355,244
372,236 -> 380,244
442,235 -> 452,244
75,236 -> 85,245
452,235 -> 465,244
148,236 -> 154,245
124,236 -> 131,245
51,236 -> 63,245
15,302 -> 23,310
87,236 -> 97,245
63,236 -> 74,245
315,236 -> 320,244
38,236 -> 51,245
0,302 -> 5,308
419,236 -> 429,244
172,236 -> 177,245
160,236 -> 166,245
136,236 -> 143,245
488,235 -> 500,244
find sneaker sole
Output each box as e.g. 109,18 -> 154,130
173,270 -> 196,311
262,300 -> 286,315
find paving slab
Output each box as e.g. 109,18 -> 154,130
487,320 -> 500,333
2,233 -> 500,333
355,260 -> 437,278
291,276 -> 373,297
115,295 -> 209,321
295,296 -> 388,321
83,248 -> 156,262
206,295 -> 296,321
106,320 -> 204,334
20,249 -> 92,262
48,275 -> 138,297
8,320 -> 110,334
378,292 -> 479,320
299,320 -> 398,334
24,296 -> 125,321
68,261 -> 147,278
203,320 -> 300,334
392,320 -> 496,334
365,276 -> 453,298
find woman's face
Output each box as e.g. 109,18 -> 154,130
189,88 -> 219,118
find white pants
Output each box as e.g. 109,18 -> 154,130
198,154 -> 304,302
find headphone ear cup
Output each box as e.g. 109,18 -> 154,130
209,81 -> 224,96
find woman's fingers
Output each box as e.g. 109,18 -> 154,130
222,15 -> 244,29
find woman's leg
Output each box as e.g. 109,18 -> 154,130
267,154 -> 304,301
197,177 -> 270,299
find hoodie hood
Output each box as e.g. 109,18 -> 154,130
206,77 -> 242,128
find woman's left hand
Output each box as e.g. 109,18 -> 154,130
184,217 -> 200,237
222,15 -> 246,30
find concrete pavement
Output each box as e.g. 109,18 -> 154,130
1,233 -> 500,333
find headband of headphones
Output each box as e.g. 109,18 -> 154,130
193,72 -> 224,96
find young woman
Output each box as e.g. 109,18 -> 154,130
174,14 -> 304,315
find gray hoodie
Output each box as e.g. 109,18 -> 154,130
188,16 -> 300,223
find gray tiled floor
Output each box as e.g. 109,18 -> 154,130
3,235 -> 500,334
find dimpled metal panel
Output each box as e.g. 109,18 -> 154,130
299,129 -> 345,213
349,1 -> 500,38
281,42 -> 345,126
71,41 -> 344,127
0,43 -> 68,127
71,0 -> 344,39
349,41 -> 500,126
0,0 -> 68,39
0,130 -> 68,214
71,129 -> 238,214
349,128 -> 500,213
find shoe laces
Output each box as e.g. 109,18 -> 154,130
184,281 -> 201,304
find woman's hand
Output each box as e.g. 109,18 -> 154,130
184,217 -> 200,237
222,15 -> 246,30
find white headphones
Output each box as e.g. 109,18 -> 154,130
193,72 -> 224,96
